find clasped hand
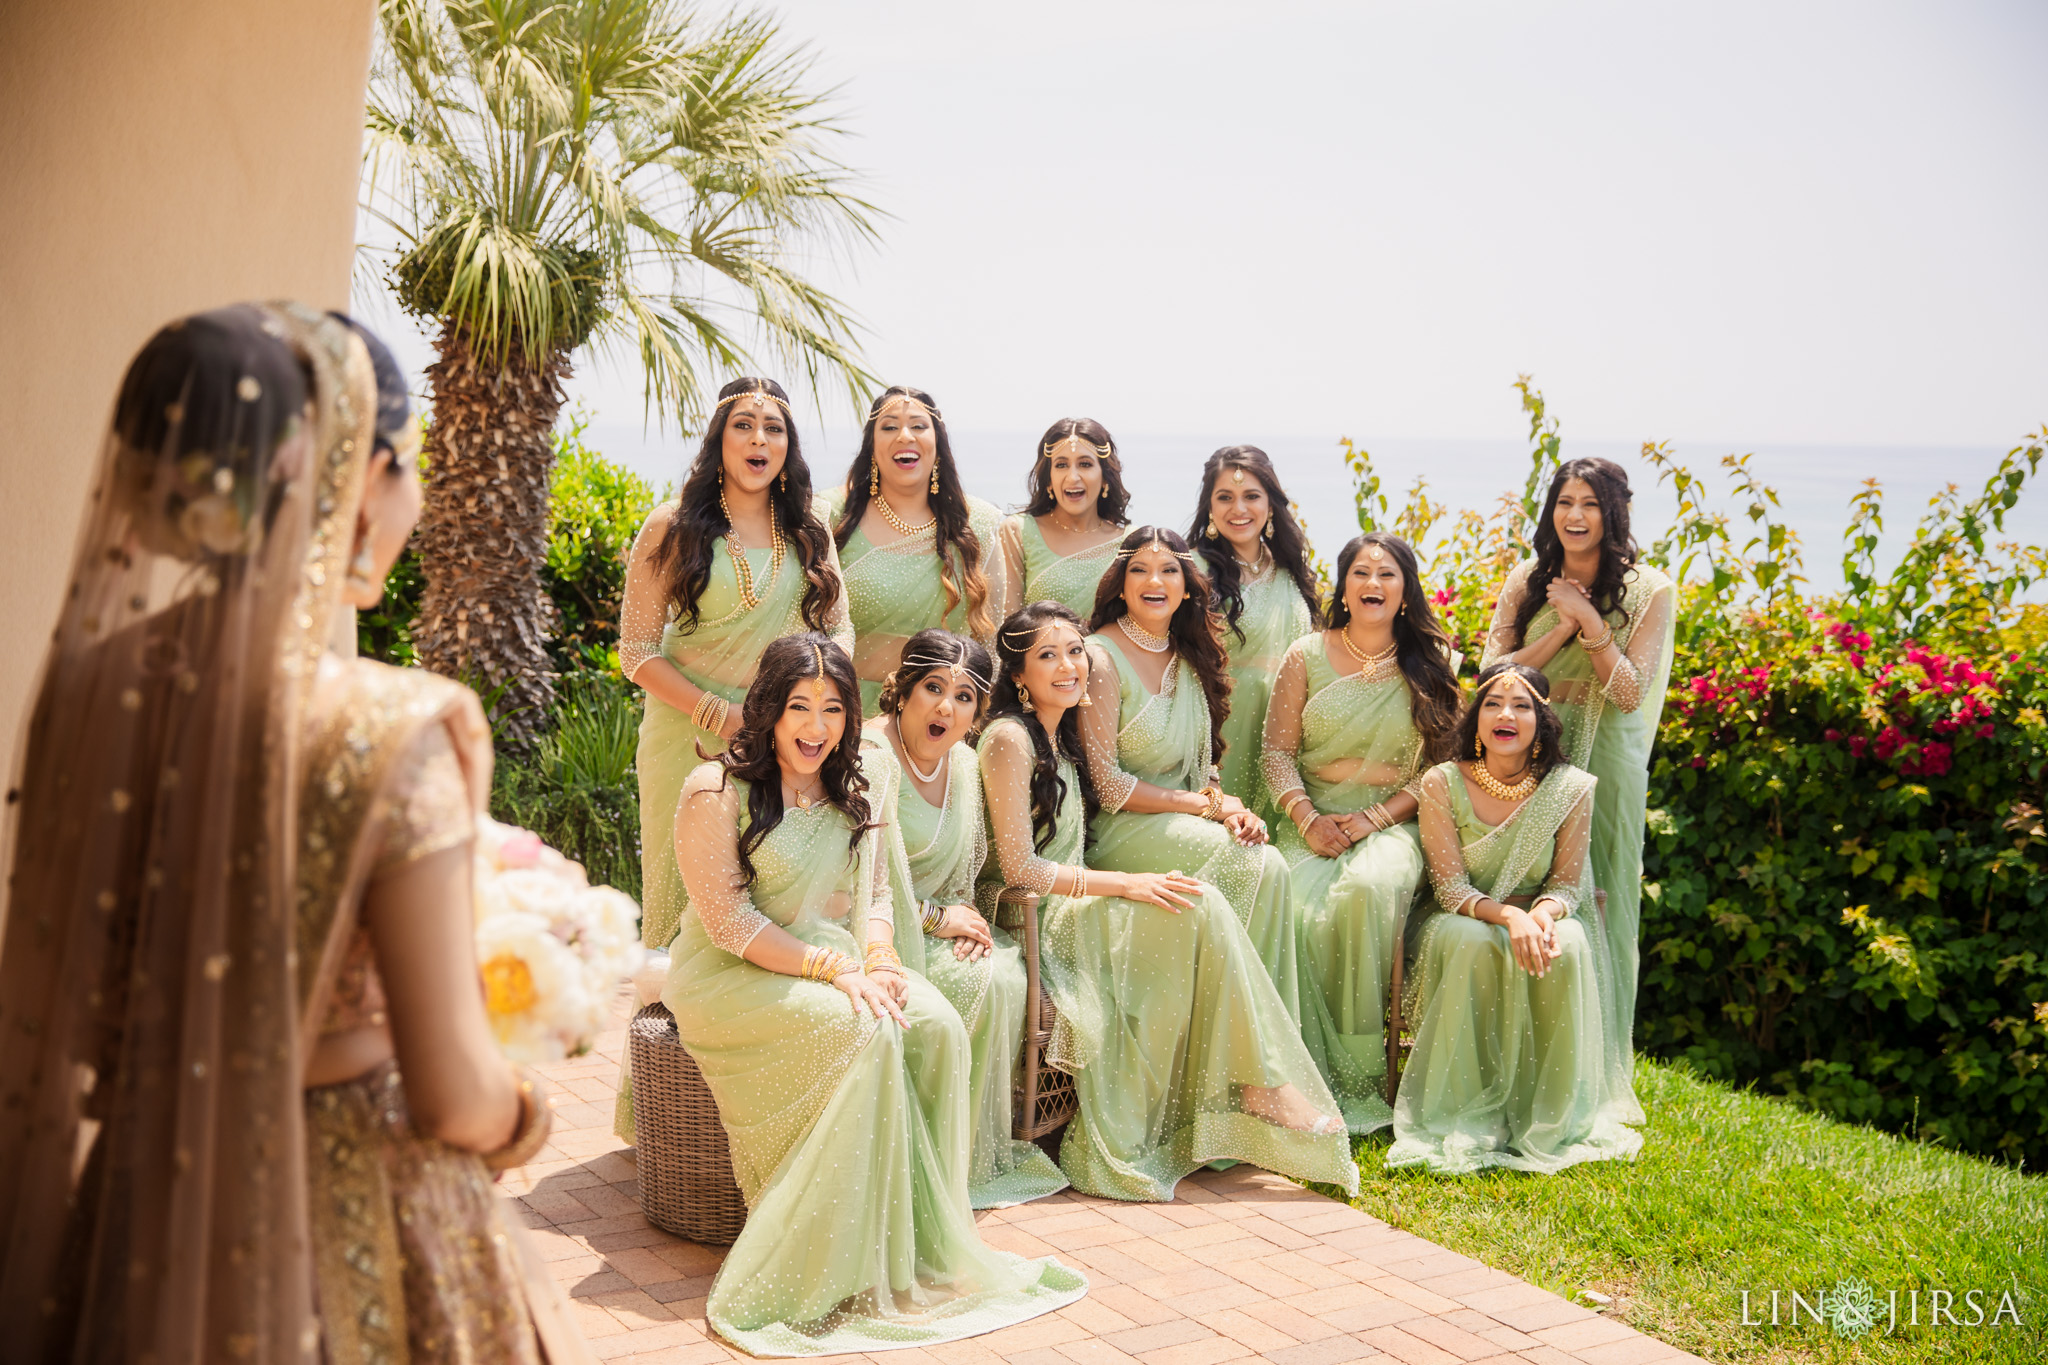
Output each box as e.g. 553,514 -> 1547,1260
834,967 -> 908,1025
1544,576 -> 1604,635
1504,902 -> 1563,977
931,903 -> 994,961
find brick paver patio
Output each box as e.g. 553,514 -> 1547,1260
504,1005 -> 1710,1365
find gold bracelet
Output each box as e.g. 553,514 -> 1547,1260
1070,866 -> 1087,898
919,899 -> 945,933
1199,785 -> 1226,822
481,1067 -> 554,1172
1582,625 -> 1616,654
865,941 -> 904,974
1365,804 -> 1391,833
804,948 -> 854,982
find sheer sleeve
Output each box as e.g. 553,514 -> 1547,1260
1259,637 -> 1312,809
1077,642 -> 1139,812
674,764 -> 773,956
1536,785 -> 1594,917
1481,561 -> 1532,667
1604,576 -> 1674,714
820,535 -> 855,654
619,502 -> 678,683
972,506 -> 1006,650
373,724 -> 474,873
1416,767 -> 1484,917
978,722 -> 1063,895
997,516 -> 1028,623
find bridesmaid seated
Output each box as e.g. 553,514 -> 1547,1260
978,602 -> 1358,1204
862,628 -> 1069,1206
1389,662 -> 1643,1175
664,634 -> 1084,1353
1264,533 -> 1461,1132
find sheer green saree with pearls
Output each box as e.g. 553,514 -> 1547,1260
1216,564 -> 1316,829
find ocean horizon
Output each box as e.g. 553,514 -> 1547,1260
576,421 -> 2045,593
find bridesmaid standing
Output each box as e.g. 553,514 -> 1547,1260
862,629 -> 1069,1207
1263,534 -> 1461,1133
1186,446 -> 1322,827
979,604 -> 1356,1202
1481,458 -> 1674,1115
824,386 -> 1006,714
664,635 -> 1085,1352
997,418 -> 1130,620
1078,529 -> 1309,1020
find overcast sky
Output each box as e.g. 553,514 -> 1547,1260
360,0 -> 2048,544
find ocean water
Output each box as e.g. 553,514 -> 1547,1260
585,423 -> 2045,593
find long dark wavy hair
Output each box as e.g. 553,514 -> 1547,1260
1451,661 -> 1566,784
1087,527 -> 1233,764
833,386 -> 993,638
1327,532 -> 1463,761
1508,457 -> 1639,648
1022,417 -> 1131,525
1185,446 -> 1321,641
876,627 -> 995,730
712,633 -> 873,886
987,602 -> 1100,852
650,376 -> 841,634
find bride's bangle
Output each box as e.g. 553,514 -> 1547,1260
481,1067 -> 553,1172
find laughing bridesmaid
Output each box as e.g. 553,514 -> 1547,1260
823,387 -> 1005,716
1186,447 -> 1322,829
997,419 -> 1130,621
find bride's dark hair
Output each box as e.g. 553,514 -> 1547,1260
650,377 -> 840,634
1185,446 -> 1321,641
713,633 -> 872,886
833,386 -> 992,638
987,602 -> 1099,852
1508,457 -> 1639,648
1087,527 -> 1233,764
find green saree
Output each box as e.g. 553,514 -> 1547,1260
976,718 -> 1358,1203
1263,636 -> 1428,1134
1217,564 -> 1316,828
615,504 -> 852,1138
1388,762 -> 1642,1175
663,764 -> 1085,1355
863,728 -> 1069,1207
1000,514 -> 1122,621
1483,561 -> 1675,1118
1079,635 -> 1306,1020
823,491 -> 1007,716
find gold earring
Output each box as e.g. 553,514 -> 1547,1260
1261,518 -> 1272,542
930,462 -> 939,494
1204,517 -> 1216,538
1473,732 -> 1484,760
1532,737 -> 1542,760
1018,684 -> 1031,708
869,458 -> 879,496
1098,484 -> 1107,501
780,469 -> 788,490
718,465 -> 724,486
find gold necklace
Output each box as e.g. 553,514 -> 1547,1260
1468,760 -> 1538,802
787,777 -> 824,809
1047,509 -> 1099,537
1339,627 -> 1398,672
874,492 -> 936,537
1120,615 -> 1173,653
720,486 -> 784,610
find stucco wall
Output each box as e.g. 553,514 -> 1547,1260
0,0 -> 375,796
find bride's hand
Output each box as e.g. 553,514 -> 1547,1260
932,905 -> 993,960
834,969 -> 906,1025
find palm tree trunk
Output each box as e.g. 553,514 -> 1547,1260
412,320 -> 568,742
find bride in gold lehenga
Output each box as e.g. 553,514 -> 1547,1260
0,303 -> 590,1362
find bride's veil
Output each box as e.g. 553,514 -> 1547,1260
0,302 -> 373,1361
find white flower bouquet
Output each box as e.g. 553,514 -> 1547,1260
473,815 -> 643,1064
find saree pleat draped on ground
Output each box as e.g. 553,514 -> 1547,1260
662,764 -> 1083,1355
865,730 -> 1069,1207
1483,562 -> 1676,1120
1389,762 -> 1642,1175
977,717 -> 1358,1204
1262,637 -> 1429,1134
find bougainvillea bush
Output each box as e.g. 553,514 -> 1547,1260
1347,384 -> 2048,1165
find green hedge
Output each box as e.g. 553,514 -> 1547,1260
1346,385 -> 2048,1166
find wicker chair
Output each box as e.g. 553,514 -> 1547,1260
629,1002 -> 748,1245
990,887 -> 1079,1141
1384,888 -> 1606,1103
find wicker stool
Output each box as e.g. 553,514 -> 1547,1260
993,887 -> 1079,1140
628,1002 -> 748,1245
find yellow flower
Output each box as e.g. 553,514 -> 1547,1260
480,951 -> 538,1017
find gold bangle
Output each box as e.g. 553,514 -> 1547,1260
481,1067 -> 554,1172
1582,626 -> 1615,654
919,899 -> 945,933
865,942 -> 904,974
1199,785 -> 1225,822
1069,865 -> 1087,898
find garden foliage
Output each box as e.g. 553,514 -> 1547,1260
1344,382 -> 2048,1165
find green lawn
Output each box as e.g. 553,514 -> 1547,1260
1332,1059 -> 2047,1364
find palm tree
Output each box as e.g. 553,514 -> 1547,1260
361,0 -> 877,737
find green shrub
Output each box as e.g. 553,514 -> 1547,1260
1341,387 -> 2048,1165
490,668 -> 644,900
542,416 -> 661,674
